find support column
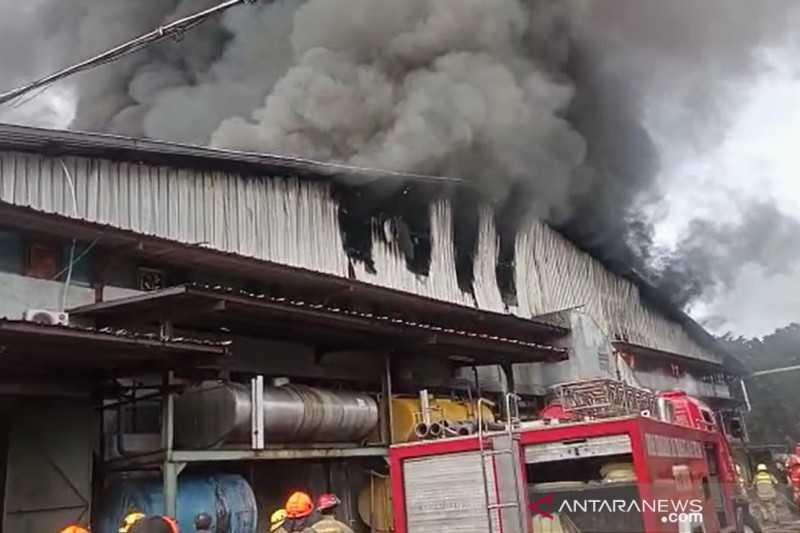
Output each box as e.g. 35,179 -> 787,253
381,355 -> 394,445
501,363 -> 516,422
161,371 -> 178,517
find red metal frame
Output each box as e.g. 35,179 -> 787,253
390,416 -> 736,533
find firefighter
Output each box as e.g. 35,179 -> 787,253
753,463 -> 780,524
312,494 -> 354,533
194,512 -> 212,532
283,491 -> 315,532
130,515 -> 180,533
270,509 -> 288,532
120,511 -> 146,533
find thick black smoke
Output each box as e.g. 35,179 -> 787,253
655,202 -> 800,308
1,0 -> 799,313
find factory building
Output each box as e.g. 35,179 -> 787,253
0,123 -> 741,532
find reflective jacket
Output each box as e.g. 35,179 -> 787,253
311,517 -> 355,533
754,471 -> 778,499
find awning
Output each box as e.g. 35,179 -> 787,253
0,319 -> 229,377
613,341 -> 729,372
71,284 -> 568,365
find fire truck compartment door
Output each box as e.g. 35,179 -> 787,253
525,434 -> 632,464
402,441 -> 526,533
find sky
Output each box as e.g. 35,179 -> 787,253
647,43 -> 800,337
0,2 -> 798,339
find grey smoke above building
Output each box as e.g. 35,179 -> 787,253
1,0 -> 799,312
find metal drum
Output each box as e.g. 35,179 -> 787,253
96,474 -> 257,533
174,382 -> 379,448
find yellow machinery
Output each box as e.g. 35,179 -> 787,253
390,395 -> 495,443
358,473 -> 393,533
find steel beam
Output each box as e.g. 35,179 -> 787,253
170,447 -> 388,462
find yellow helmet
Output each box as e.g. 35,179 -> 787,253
270,508 -> 288,532
757,464 -> 768,472
119,512 -> 145,533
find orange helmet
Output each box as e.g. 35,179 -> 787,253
285,491 -> 314,518
60,527 -> 90,533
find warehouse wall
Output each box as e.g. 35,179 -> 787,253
0,271 -> 140,320
2,397 -> 94,533
0,150 -> 721,366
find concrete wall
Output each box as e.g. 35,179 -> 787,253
470,309 -> 732,401
2,397 -> 95,533
0,271 -> 140,320
470,310 -> 615,395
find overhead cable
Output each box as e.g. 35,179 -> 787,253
0,0 -> 256,107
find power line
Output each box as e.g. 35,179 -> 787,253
0,0 -> 257,107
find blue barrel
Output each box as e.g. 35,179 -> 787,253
97,474 -> 257,533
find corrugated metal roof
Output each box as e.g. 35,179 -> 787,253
70,283 -> 569,364
0,317 -> 230,351
0,122 -> 461,186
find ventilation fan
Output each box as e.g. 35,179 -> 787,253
23,309 -> 69,326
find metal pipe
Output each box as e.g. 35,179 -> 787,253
420,389 -> 431,425
428,421 -> 443,438
740,379 -> 752,412
414,422 -> 430,440
174,382 -> 379,448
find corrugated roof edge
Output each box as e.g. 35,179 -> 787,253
186,283 -> 569,355
0,122 -> 463,186
0,317 -> 231,351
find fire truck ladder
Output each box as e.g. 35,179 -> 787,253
477,394 -> 525,533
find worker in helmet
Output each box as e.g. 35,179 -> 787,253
120,511 -> 146,533
283,492 -> 315,532
270,509 -> 288,532
753,463 -> 780,524
194,512 -> 212,532
60,526 -> 90,533
130,515 -> 179,533
312,494 -> 354,533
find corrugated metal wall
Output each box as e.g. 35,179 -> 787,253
0,150 -> 721,366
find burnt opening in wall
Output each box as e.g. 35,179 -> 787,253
334,182 -> 438,278
390,184 -> 432,277
335,185 -> 377,274
495,183 -> 528,307
452,188 -> 481,294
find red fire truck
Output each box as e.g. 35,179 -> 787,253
389,382 -> 754,533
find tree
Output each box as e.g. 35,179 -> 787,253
720,324 -> 800,444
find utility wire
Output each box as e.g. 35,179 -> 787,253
0,0 -> 257,107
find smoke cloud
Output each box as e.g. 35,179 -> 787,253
654,201 -> 800,309
1,0 -> 800,315
211,0 -> 587,214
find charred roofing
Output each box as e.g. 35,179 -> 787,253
0,122 -> 736,370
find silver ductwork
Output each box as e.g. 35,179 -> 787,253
174,382 -> 379,448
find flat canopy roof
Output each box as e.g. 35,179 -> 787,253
0,319 -> 229,377
71,284 -> 568,366
614,341 -> 738,374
